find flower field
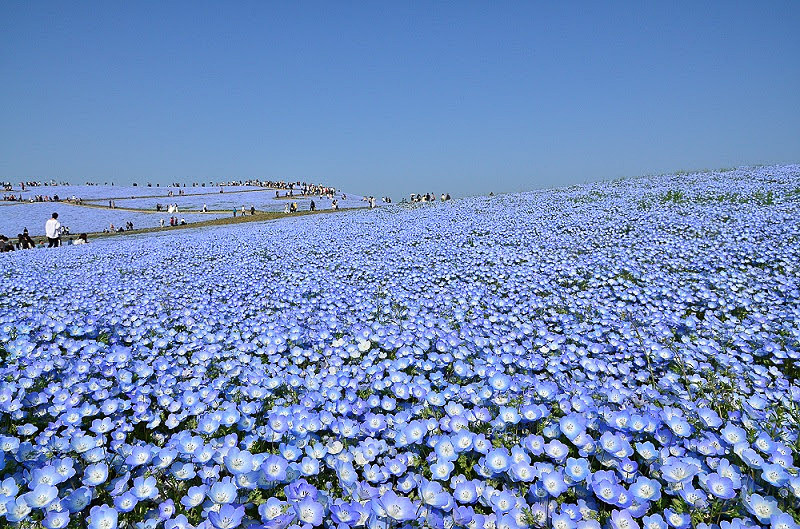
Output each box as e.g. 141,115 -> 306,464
92,191 -> 369,213
1,165 -> 799,529
0,202 -> 228,237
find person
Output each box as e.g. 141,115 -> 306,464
160,218 -> 165,228
332,199 -> 339,210
283,203 -> 289,214
179,218 -> 186,225
250,205 -> 255,215
241,205 -> 246,216
0,235 -> 15,252
20,229 -> 35,249
202,203 -> 208,212
45,212 -> 61,247
310,200 -> 316,211
233,208 -> 237,217
73,233 -> 88,245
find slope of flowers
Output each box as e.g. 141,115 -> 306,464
0,202 -> 228,237
1,165 -> 799,529
101,191 -> 369,213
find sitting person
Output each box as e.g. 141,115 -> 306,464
0,235 -> 15,252
73,233 -> 88,245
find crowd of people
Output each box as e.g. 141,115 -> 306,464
159,217 -> 187,227
0,213 -> 89,252
2,180 -> 73,190
2,193 -> 61,202
406,192 -> 452,203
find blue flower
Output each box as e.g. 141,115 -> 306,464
23,483 -> 59,508
630,476 -> 661,502
88,505 -> 118,529
208,503 -> 245,529
209,477 -> 238,504
83,462 -> 109,486
293,497 -> 324,526
131,476 -> 158,500
610,509 -> 640,529
376,490 -> 417,522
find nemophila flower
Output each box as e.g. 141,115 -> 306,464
83,462 -> 109,486
770,512 -> 800,529
30,465 -> 62,487
454,480 -> 478,504
565,457 -> 590,482
181,484 -> 207,509
559,413 -> 587,441
262,454 -> 288,481
43,510 -> 71,529
545,439 -> 570,462
87,505 -> 118,529
744,494 -> 779,524
158,499 -> 176,520
126,445 -> 153,467
660,459 -> 699,484
208,503 -> 245,529
224,447 -> 254,475
24,483 -> 60,508
663,509 -> 691,529
720,424 -> 747,445
5,496 -> 33,522
377,490 -> 417,522
702,473 -> 736,499
64,487 -> 92,513
132,476 -> 158,500
114,491 -> 139,512
630,476 -> 661,502
485,448 -> 511,473
761,463 -> 789,486
642,514 -> 667,529
418,479 -> 452,509
552,511 -> 577,529
430,460 -> 454,481
541,470 -> 568,497
209,477 -> 238,504
171,461 -> 197,480
610,509 -> 639,529
593,478 -> 623,505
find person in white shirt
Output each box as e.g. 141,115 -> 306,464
45,212 -> 61,247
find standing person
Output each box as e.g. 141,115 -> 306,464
160,218 -> 165,228
45,213 -> 61,247
241,205 -> 246,216
250,205 -> 255,215
233,208 -> 237,217
310,200 -> 316,211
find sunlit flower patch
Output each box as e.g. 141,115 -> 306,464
1,165 -> 799,528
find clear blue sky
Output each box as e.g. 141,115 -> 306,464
1,1 -> 798,198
